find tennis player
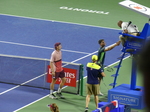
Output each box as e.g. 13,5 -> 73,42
49,43 -> 66,99
97,39 -> 120,96
85,55 -> 106,112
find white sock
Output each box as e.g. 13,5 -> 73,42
57,88 -> 62,93
50,90 -> 53,94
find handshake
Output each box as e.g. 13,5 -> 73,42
115,41 -> 121,46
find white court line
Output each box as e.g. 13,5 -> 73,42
14,94 -> 50,112
13,43 -> 122,112
13,56 -> 130,112
0,13 -> 121,31
0,14 -> 121,55
0,13 -> 121,111
0,40 -> 90,54
12,50 -> 99,112
0,73 -> 47,95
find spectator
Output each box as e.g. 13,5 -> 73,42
48,103 -> 59,112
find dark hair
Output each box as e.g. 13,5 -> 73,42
50,103 -> 59,112
54,43 -> 61,50
117,20 -> 123,28
98,39 -> 104,44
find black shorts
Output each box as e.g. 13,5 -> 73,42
54,70 -> 65,79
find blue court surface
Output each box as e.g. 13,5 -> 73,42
0,14 -> 122,112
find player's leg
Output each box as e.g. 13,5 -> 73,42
94,95 -> 99,109
56,70 -> 66,98
93,84 -> 100,109
85,84 -> 92,112
119,35 -> 127,46
49,77 -> 57,99
98,77 -> 103,96
59,77 -> 66,89
130,32 -> 139,36
85,94 -> 91,112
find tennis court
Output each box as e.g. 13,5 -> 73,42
0,0 -> 149,112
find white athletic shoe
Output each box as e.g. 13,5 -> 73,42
99,92 -> 103,96
56,92 -> 65,99
49,93 -> 58,99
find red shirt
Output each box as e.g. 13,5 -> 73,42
50,50 -> 63,72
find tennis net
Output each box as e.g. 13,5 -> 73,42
0,54 -> 84,95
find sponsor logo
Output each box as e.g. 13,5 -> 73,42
111,94 -> 139,106
59,72 -> 75,83
129,4 -> 147,12
60,6 -> 109,15
47,65 -> 77,87
128,42 -> 142,48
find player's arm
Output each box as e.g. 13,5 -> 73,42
50,54 -> 55,77
104,41 -> 120,51
50,61 -> 55,76
98,68 -> 106,77
101,72 -> 106,77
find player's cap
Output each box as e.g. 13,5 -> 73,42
54,43 -> 61,47
92,55 -> 98,61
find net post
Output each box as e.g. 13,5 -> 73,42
43,59 -> 48,89
79,64 -> 84,96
